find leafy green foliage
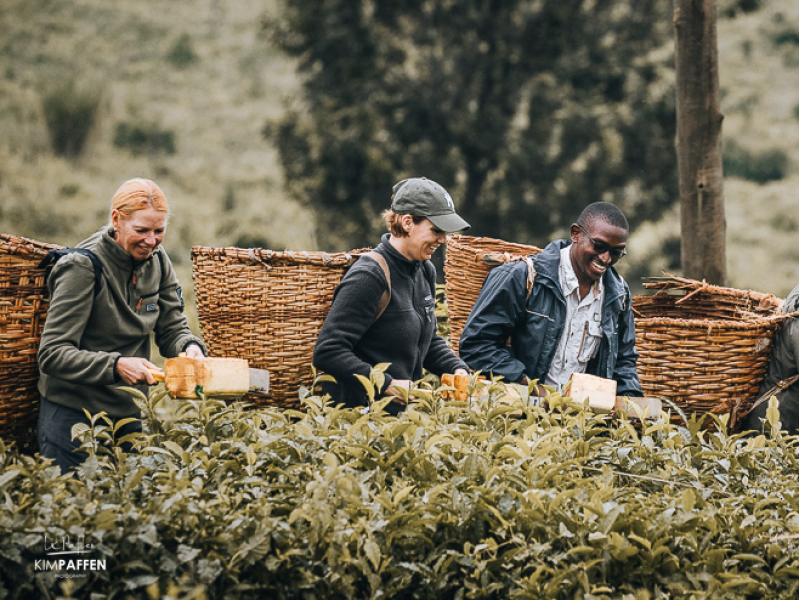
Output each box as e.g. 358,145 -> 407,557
264,0 -> 678,250
719,0 -> 764,18
3,383 -> 799,598
42,81 -> 101,158
723,139 -> 789,183
167,33 -> 199,69
113,122 -> 177,156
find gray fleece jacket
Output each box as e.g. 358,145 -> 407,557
742,285 -> 799,435
37,227 -> 205,417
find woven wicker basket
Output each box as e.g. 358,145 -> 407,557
0,233 -> 62,451
191,246 -> 369,409
443,234 -> 541,353
633,276 -> 786,425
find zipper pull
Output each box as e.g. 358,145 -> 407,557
136,297 -> 142,311
132,270 -> 137,286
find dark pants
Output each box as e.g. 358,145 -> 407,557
37,397 -> 142,474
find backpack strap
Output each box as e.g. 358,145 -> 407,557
361,251 -> 391,322
523,255 -> 537,301
38,248 -> 104,295
156,247 -> 166,280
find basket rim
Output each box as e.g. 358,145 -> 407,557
191,245 -> 372,268
1,232 -> 63,259
634,314 -> 789,329
447,233 -> 541,249
640,273 -> 783,308
445,234 -> 542,266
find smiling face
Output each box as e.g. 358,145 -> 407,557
394,216 -> 448,262
111,207 -> 167,261
569,219 -> 628,286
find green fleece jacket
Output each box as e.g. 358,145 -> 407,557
37,227 -> 205,417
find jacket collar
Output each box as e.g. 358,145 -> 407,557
379,233 -> 422,277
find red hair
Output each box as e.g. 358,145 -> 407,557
111,178 -> 168,221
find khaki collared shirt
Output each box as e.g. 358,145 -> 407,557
544,246 -> 604,390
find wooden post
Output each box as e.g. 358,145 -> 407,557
674,0 -> 727,285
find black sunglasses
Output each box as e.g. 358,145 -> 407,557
578,224 -> 627,260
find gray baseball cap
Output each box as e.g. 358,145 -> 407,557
391,177 -> 470,233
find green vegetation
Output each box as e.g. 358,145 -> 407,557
42,82 -> 101,158
723,139 -> 788,183
1,0 -> 799,300
113,122 -> 177,156
266,0 -> 677,251
2,381 -> 799,598
167,33 -> 199,69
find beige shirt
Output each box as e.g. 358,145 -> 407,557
544,246 -> 604,390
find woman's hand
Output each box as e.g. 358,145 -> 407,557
454,368 -> 469,377
386,379 -> 413,405
184,343 -> 205,359
116,357 -> 161,385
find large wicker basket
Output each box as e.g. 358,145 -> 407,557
443,235 -> 541,353
191,246 -> 369,409
633,276 -> 787,427
0,233 -> 62,452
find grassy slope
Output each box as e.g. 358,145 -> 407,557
719,0 -> 799,296
625,0 -> 799,297
1,0 -> 798,308
0,0 -> 314,337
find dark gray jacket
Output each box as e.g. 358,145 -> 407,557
459,239 -> 642,396
38,227 -> 205,417
742,285 -> 799,434
313,234 -> 466,411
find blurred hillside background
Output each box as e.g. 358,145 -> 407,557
2,0 -> 799,332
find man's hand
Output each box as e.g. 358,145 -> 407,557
116,357 -> 161,385
519,375 -> 547,398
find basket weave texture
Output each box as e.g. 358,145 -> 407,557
633,275 -> 787,420
191,246 -> 369,409
0,233 -> 62,450
443,234 -> 541,354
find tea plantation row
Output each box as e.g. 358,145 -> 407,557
1,376 -> 799,599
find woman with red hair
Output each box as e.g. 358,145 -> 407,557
37,178 -> 205,473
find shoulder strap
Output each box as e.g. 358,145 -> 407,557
38,248 -> 104,295
361,251 -> 391,322
156,247 -> 166,280
523,255 -> 537,301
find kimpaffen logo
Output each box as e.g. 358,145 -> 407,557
34,534 -> 106,579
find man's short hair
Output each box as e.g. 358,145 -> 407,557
576,202 -> 629,232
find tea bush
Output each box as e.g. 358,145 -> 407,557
2,378 -> 799,599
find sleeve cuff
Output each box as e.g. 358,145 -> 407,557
380,375 -> 394,396
113,355 -> 122,383
181,339 -> 207,356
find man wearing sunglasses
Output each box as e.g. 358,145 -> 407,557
459,202 -> 642,397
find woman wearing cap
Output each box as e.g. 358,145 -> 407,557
314,177 -> 470,413
37,178 -> 206,472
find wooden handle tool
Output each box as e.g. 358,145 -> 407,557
147,367 -> 166,383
